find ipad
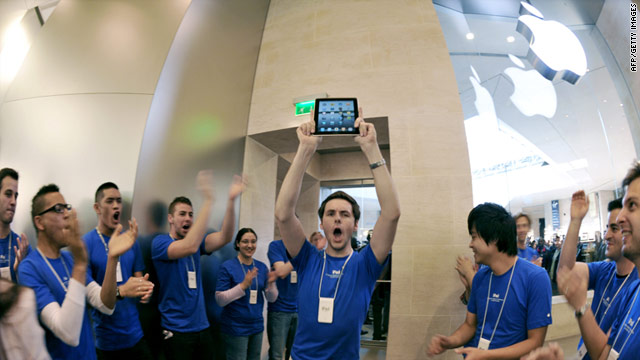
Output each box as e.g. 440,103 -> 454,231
314,98 -> 359,136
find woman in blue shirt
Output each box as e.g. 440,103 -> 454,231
215,228 -> 278,360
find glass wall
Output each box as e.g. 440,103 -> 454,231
434,1 -> 639,293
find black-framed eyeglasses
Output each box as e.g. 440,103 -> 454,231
37,203 -> 72,216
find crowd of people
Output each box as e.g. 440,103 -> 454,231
0,113 -> 400,360
2,109 -> 640,360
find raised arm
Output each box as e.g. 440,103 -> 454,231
204,175 -> 246,253
354,113 -> 401,264
558,191 -> 589,277
167,170 -> 214,259
98,219 -> 138,310
275,115 -> 322,258
558,265 -> 610,360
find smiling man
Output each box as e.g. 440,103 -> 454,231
557,192 -> 635,360
83,182 -> 154,359
0,168 -> 30,282
428,203 -> 552,359
559,162 -> 640,360
274,110 -> 401,360
152,171 -> 244,360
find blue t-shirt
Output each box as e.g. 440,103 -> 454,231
83,229 -> 145,350
518,246 -> 539,262
267,240 -> 298,313
17,250 -> 96,360
1,230 -> 31,282
607,280 -> 640,359
577,261 -> 638,359
290,241 -> 385,360
467,257 -> 552,350
152,234 -> 210,332
217,257 -> 270,336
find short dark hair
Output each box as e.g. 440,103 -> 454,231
95,182 -> 119,203
468,203 -> 517,256
234,228 -> 257,251
317,191 -> 360,221
608,198 -> 623,212
623,162 -> 640,188
514,213 -> 531,226
0,168 -> 18,188
168,196 -> 192,215
31,184 -> 60,231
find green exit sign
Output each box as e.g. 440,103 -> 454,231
295,100 -> 315,116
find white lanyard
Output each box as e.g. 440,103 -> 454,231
239,258 -> 257,290
96,227 -> 110,254
36,248 -> 71,292
610,285 -> 640,355
593,270 -> 633,326
318,250 -> 354,300
480,257 -> 518,345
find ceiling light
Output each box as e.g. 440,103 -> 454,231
507,36 -> 515,43
466,32 -> 475,40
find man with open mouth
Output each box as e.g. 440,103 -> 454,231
0,167 -> 30,282
83,182 -> 155,359
274,108 -> 401,360
152,170 -> 245,360
18,184 -> 140,360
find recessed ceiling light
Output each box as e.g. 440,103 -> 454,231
620,103 -> 624,107
603,99 -> 607,103
466,33 -> 475,40
565,114 -> 569,118
507,36 -> 515,43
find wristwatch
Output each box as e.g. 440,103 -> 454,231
369,159 -> 386,170
575,303 -> 588,318
116,286 -> 124,300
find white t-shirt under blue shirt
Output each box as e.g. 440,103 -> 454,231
152,234 -> 210,333
83,229 -> 145,351
18,250 -> 97,360
290,241 -> 386,360
467,257 -> 552,350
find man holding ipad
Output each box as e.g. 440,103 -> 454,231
275,104 -> 401,360
427,203 -> 552,359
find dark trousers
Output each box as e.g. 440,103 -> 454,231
96,337 -> 153,360
162,328 -> 214,360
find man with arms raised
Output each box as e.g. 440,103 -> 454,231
274,109 -> 401,359
428,203 -> 552,359
83,182 -> 154,359
0,168 -> 30,282
558,191 -> 635,360
152,171 -> 244,360
559,163 -> 640,360
18,184 -> 141,359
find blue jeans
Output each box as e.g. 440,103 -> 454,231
222,332 -> 262,360
267,311 -> 298,360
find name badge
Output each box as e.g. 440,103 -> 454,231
116,261 -> 123,283
577,344 -> 587,359
250,290 -> 258,304
0,266 -> 10,280
188,271 -> 196,289
291,270 -> 297,284
607,349 -> 619,360
478,338 -> 490,350
318,297 -> 334,324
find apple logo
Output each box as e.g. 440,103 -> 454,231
504,53 -> 557,118
516,1 -> 587,85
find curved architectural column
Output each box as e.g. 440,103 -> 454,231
0,0 -> 190,235
247,1 -> 473,358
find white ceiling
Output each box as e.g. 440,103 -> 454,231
434,2 -> 637,212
